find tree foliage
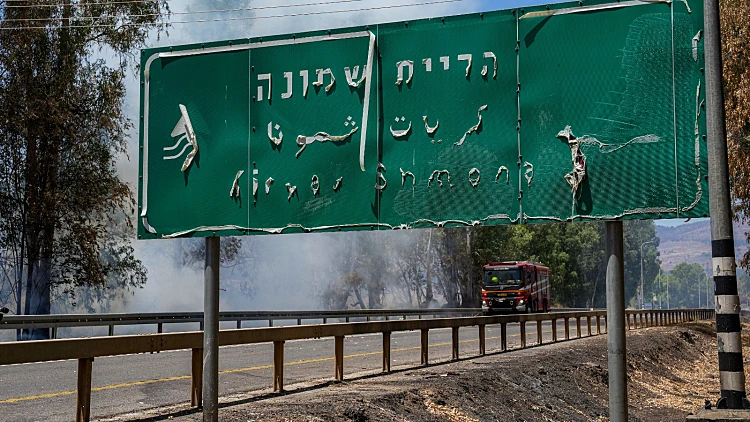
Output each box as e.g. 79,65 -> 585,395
0,1 -> 168,338
722,0 -> 750,268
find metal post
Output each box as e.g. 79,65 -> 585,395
451,327 -> 459,360
552,319 -> 558,342
500,323 -> 507,351
76,357 -> 93,422
273,341 -> 284,392
383,331 -> 391,371
705,0 -> 748,408
191,348 -> 203,407
203,237 -> 220,422
537,320 -> 543,344
606,221 -> 627,422
420,329 -> 429,365
479,325 -> 486,355
335,335 -> 344,381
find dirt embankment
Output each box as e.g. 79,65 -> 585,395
134,322 -> 749,422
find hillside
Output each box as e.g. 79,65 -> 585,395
656,219 -> 750,271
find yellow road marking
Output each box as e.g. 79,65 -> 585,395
0,327 -> 583,404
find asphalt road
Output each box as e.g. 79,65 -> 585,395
0,317 -> 600,422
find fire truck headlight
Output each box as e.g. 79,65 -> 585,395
518,299 -> 524,305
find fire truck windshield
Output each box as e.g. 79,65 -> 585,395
483,268 -> 522,288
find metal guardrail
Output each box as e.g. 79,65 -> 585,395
0,308 -> 484,339
0,308 -> 713,422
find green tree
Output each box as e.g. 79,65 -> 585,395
666,262 -> 710,308
0,1 -> 169,339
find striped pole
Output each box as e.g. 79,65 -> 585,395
704,0 -> 748,409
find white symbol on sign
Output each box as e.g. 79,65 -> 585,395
390,116 -> 412,139
300,70 -> 309,97
439,56 -> 450,70
282,72 -> 293,99
482,52 -> 497,78
422,116 -> 439,135
257,73 -> 271,102
344,65 -> 366,88
396,60 -> 414,85
313,68 -> 335,93
458,54 -> 472,77
163,104 -> 198,172
268,122 -> 283,146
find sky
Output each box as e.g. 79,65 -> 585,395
103,0 -> 702,316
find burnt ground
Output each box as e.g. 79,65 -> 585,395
110,322 -> 748,422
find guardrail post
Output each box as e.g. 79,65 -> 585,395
158,323 -> 163,334
537,320 -> 543,345
191,348 -> 202,407
268,320 -> 273,327
604,315 -> 608,333
596,316 -> 601,335
520,321 -> 527,348
323,318 -> 327,324
587,316 -> 592,336
297,318 -> 302,325
236,321 -> 241,329
76,357 -> 93,422
421,329 -> 429,365
274,341 -> 284,392
552,319 -> 557,342
564,318 -> 570,340
452,327 -> 459,360
383,331 -> 391,372
108,325 -> 114,336
501,323 -> 507,351
576,317 -> 581,338
479,324 -> 486,355
335,335 -> 344,381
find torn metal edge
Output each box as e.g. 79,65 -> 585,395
458,53 -> 472,77
311,175 -> 320,196
285,183 -> 297,201
520,0 -> 672,19
423,116 -> 439,135
482,52 -> 497,79
376,162 -> 387,190
390,120 -> 412,139
265,177 -> 274,194
333,176 -> 343,191
140,30 -> 372,235
400,167 -> 415,187
359,30 -> 376,172
692,30 -> 702,62
454,105 -> 488,146
523,161 -> 534,187
160,212 -> 520,238
268,121 -> 283,145
230,170 -> 244,197
469,167 -> 481,187
495,166 -> 509,184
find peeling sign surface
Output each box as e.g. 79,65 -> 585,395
139,0 -> 708,239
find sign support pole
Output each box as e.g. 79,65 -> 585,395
704,0 -> 749,410
605,221 -> 627,422
203,237 -> 220,421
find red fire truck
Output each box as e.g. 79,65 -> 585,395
481,261 -> 551,314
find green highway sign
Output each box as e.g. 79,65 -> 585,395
139,0 -> 707,239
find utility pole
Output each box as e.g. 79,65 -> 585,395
605,221 -> 627,421
640,240 -> 655,309
203,237 -> 220,421
701,0 -> 749,411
